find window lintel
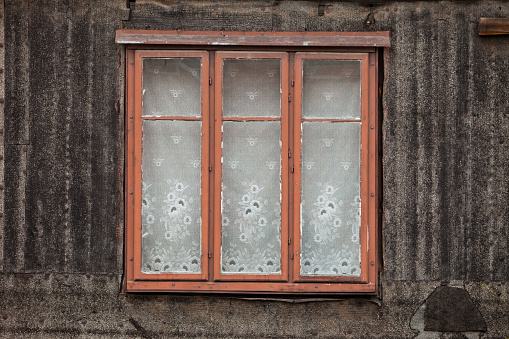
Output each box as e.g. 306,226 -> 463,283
115,30 -> 390,47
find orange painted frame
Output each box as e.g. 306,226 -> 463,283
125,48 -> 135,287
122,31 -> 385,294
131,50 -> 210,281
292,53 -> 375,284
213,52 -> 290,282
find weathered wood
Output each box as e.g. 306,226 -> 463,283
478,17 -> 509,35
116,30 -> 391,47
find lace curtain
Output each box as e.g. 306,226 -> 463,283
300,59 -> 362,276
138,56 -> 363,277
221,121 -> 282,274
142,58 -> 201,117
141,58 -> 203,274
302,59 -> 361,119
300,122 -> 361,276
141,121 -> 203,274
223,59 -> 281,118
221,58 -> 282,274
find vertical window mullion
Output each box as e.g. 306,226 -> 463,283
125,49 -> 136,286
132,51 -> 144,281
200,52 -> 211,282
292,55 -> 303,282
212,54 -> 222,281
287,52 -> 296,283
281,54 -> 290,282
207,51 -> 216,282
359,54 -> 371,284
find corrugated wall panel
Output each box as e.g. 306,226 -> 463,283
3,0 -> 507,282
4,1 -> 29,146
382,1 -> 509,281
4,1 -> 122,274
1,1 -> 509,337
3,146 -> 26,272
88,2 -> 123,274
467,16 -> 509,281
26,2 -> 71,273
3,1 -> 29,273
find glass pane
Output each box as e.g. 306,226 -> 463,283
141,120 -> 202,274
142,58 -> 201,117
302,60 -> 361,119
221,121 -> 281,274
223,59 -> 281,118
300,122 -> 361,276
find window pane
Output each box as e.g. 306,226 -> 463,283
300,122 -> 361,276
223,59 -> 281,118
302,60 -> 360,119
141,120 -> 202,273
221,121 -> 282,274
142,58 -> 201,117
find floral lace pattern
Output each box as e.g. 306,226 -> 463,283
302,59 -> 361,119
222,59 -> 281,118
308,185 -> 344,244
222,182 -> 281,273
141,120 -> 202,274
301,183 -> 361,276
301,122 -> 361,276
142,58 -> 201,117
142,179 -> 202,273
221,121 -> 282,274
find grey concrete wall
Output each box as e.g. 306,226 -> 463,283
1,0 -> 508,337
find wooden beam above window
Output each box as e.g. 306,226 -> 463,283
115,30 -> 391,47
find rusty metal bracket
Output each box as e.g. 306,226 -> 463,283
121,8 -> 130,21
122,0 -> 135,21
318,1 -> 325,16
365,5 -> 375,26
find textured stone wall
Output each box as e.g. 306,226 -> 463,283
1,1 -> 508,337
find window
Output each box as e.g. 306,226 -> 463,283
119,31 -> 389,294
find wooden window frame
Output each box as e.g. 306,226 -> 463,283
132,50 -> 210,282
213,51 -> 290,283
293,52 -> 371,284
118,30 -> 389,294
